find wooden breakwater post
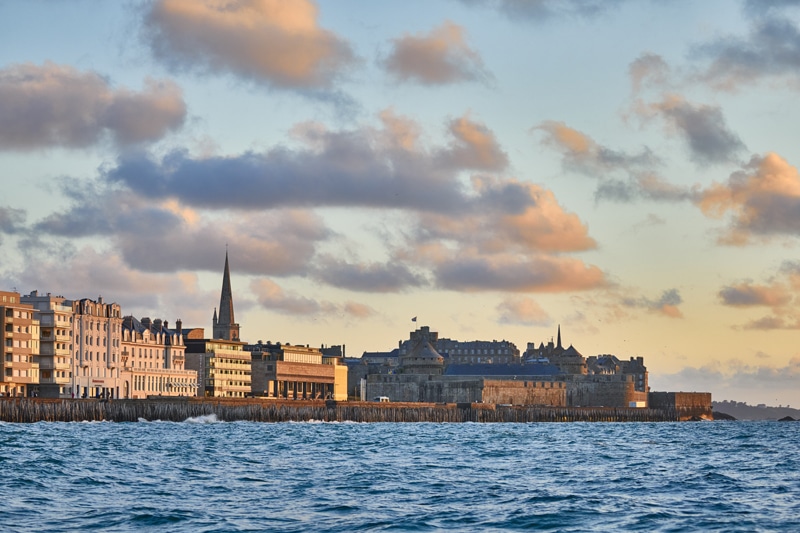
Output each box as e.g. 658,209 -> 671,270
0,398 -> 680,423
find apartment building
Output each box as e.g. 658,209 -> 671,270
21,291 -> 73,398
72,297 -> 123,399
1,291 -> 40,397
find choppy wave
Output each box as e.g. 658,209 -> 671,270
184,413 -> 221,424
0,421 -> 797,532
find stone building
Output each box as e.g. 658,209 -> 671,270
524,326 -> 587,375
120,316 -> 197,398
21,291 -> 71,398
433,338 -> 520,365
1,291 -> 40,397
71,297 -> 123,399
246,341 -> 348,400
365,325 -> 650,408
587,354 -> 648,395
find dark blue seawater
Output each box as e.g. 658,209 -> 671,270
1,418 -> 798,532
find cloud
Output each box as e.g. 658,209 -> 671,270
697,152 -> 800,244
622,288 -> 684,318
459,0 -> 625,21
629,53 -> 671,94
32,188 -> 330,276
743,0 -> 800,17
536,120 -> 657,176
16,110 -> 602,296
740,315 -> 800,330
635,94 -> 746,165
312,257 -> 426,293
496,297 -> 551,325
343,301 -> 376,318
413,179 -> 596,255
6,246 -> 214,325
251,278 -> 330,315
693,14 -> 800,91
143,0 -> 356,89
0,206 -> 26,234
250,279 -> 377,319
535,121 -> 698,203
383,21 -> 490,85
432,253 -> 606,293
0,62 -> 185,150
718,282 -> 791,307
104,113 -> 513,213
718,261 -> 800,330
437,116 -> 508,171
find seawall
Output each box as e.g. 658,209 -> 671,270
0,398 -> 684,423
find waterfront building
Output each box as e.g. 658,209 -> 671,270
21,291 -> 72,398
398,326 -> 444,375
587,354 -> 649,394
120,316 -> 197,398
71,297 -> 123,399
184,329 -> 250,397
0,291 -> 40,397
246,341 -> 348,400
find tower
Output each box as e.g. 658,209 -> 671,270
212,251 -> 241,341
557,324 -> 562,350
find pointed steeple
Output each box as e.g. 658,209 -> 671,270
213,251 -> 241,341
218,252 -> 234,326
557,324 -> 562,349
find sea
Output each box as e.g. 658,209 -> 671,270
1,418 -> 797,532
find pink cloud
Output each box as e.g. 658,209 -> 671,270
383,21 -> 489,85
0,62 -> 185,150
698,152 -> 800,244
496,297 -> 551,325
144,0 -> 356,89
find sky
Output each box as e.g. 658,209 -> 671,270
1,0 -> 800,407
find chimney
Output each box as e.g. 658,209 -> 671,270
141,317 -> 152,329
176,319 -> 182,334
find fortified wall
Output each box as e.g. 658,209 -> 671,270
566,375 -> 647,408
368,375 -> 568,406
481,380 -> 566,406
649,392 -> 712,420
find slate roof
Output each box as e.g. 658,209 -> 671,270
444,363 -> 561,377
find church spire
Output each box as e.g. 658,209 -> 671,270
213,251 -> 241,341
557,324 -> 562,349
218,252 -> 234,326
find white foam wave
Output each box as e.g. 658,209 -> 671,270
184,414 -> 221,424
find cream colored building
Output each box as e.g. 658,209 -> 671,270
21,291 -> 72,398
72,297 -> 123,399
247,341 -> 348,400
1,291 -> 40,397
184,329 -> 251,398
120,316 -> 197,399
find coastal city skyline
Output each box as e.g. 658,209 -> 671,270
1,1 -> 800,406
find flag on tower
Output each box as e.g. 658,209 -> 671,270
411,316 -> 417,322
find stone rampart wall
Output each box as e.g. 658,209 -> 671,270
566,377 -> 644,408
481,380 -> 566,406
649,391 -> 712,420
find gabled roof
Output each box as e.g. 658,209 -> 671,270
562,344 -> 583,358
